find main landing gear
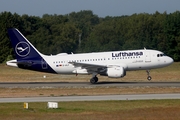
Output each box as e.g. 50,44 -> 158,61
90,73 -> 99,84
146,70 -> 152,81
90,73 -> 98,84
90,76 -> 98,84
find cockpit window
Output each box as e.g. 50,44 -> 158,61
157,53 -> 166,57
163,54 -> 167,56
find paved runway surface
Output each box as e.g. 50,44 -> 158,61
0,82 -> 179,103
0,82 -> 180,88
0,94 -> 179,103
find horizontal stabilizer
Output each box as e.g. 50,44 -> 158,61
6,59 -> 18,67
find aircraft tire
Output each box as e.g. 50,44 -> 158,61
147,76 -> 152,81
90,78 -> 96,84
90,77 -> 98,84
94,76 -> 98,83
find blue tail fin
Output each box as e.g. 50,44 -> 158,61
8,28 -> 41,60
7,28 -> 56,73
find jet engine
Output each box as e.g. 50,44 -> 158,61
107,67 -> 126,78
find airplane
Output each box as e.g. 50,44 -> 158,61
6,28 -> 174,84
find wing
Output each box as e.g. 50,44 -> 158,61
69,62 -> 107,73
69,62 -> 124,74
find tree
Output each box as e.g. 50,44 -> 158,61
0,12 -> 21,63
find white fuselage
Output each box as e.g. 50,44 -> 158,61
41,49 -> 173,74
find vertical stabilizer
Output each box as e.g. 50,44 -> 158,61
7,28 -> 56,73
8,28 -> 42,60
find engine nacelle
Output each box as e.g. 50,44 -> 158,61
107,67 -> 126,78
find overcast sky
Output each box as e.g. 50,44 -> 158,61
1,0 -> 180,17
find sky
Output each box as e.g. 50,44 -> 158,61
1,0 -> 180,17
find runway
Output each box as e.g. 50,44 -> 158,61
0,82 -> 179,103
0,82 -> 180,88
0,94 -> 180,103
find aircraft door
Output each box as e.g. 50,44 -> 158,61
145,51 -> 151,62
41,59 -> 48,69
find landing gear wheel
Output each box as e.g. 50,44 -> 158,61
146,70 -> 152,81
90,78 -> 96,84
147,76 -> 152,81
90,77 -> 98,84
94,76 -> 98,83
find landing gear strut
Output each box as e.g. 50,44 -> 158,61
90,76 -> 98,84
146,70 -> 152,81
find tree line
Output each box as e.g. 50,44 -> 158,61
0,10 -> 180,63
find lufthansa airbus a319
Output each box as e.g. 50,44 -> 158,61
6,28 -> 174,84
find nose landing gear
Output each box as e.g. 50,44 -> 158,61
146,70 -> 152,81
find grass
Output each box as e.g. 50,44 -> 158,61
0,100 -> 180,120
0,87 -> 180,98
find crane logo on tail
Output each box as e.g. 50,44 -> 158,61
15,42 -> 30,57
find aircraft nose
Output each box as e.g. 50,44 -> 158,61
167,57 -> 174,65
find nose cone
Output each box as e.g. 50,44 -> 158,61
166,57 -> 174,66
